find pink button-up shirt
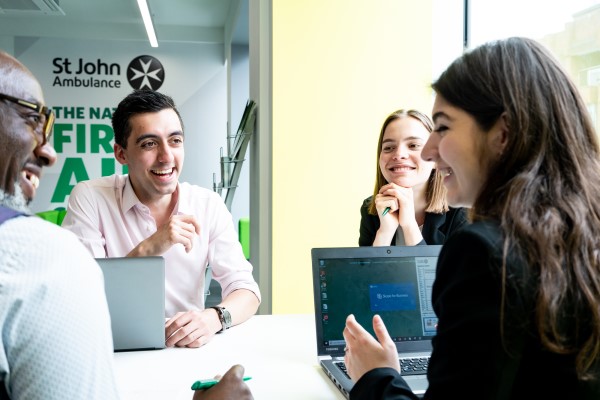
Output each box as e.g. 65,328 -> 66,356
62,174 -> 260,317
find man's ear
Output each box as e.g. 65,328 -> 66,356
114,143 -> 127,165
490,113 -> 509,157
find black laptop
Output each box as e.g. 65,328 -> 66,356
311,245 -> 442,398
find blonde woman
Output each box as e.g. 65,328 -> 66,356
359,109 -> 467,246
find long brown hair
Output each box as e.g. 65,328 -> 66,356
433,37 -> 600,378
368,109 -> 448,215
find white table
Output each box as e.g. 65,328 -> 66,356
113,314 -> 346,400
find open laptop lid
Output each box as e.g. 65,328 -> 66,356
312,246 -> 442,358
96,256 -> 166,352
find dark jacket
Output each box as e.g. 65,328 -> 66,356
350,221 -> 600,400
358,196 -> 468,246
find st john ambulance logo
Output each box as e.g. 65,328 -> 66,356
127,55 -> 165,90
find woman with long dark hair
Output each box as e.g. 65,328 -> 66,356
344,37 -> 600,399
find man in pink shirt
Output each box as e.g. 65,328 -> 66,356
62,90 -> 261,348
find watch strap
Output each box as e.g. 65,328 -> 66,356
210,306 -> 231,333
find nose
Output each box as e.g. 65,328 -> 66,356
158,143 -> 174,163
34,141 -> 57,167
421,134 -> 438,162
393,144 -> 409,160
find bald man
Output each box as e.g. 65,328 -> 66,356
0,50 -> 120,399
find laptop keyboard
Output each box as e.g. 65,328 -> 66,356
399,357 -> 430,375
335,356 -> 429,379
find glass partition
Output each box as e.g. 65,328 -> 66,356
469,0 -> 600,133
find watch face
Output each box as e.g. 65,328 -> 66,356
222,308 -> 232,328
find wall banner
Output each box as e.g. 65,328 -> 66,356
14,38 -> 227,214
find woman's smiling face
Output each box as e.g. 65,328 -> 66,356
378,117 -> 435,190
422,95 -> 505,208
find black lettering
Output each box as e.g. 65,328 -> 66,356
75,58 -> 83,74
52,58 -> 74,74
84,62 -> 96,75
52,58 -> 64,74
50,77 -> 122,88
67,59 -> 122,76
97,59 -> 110,75
64,58 -> 72,74
109,63 -> 120,76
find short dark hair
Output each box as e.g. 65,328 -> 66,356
112,90 -> 184,148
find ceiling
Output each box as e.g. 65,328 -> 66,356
0,0 -> 249,46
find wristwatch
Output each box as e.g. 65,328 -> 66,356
210,306 -> 232,333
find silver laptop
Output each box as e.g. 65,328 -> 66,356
96,256 -> 166,352
311,245 -> 442,398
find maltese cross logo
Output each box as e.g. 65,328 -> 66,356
127,55 -> 165,90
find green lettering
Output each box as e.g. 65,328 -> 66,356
63,107 -> 76,119
91,124 -> 114,153
89,107 -> 100,119
52,123 -> 73,153
51,158 -> 89,203
101,158 -> 128,176
102,107 -> 114,119
76,124 -> 86,153
101,158 -> 115,176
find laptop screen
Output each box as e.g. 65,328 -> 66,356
312,246 -> 442,356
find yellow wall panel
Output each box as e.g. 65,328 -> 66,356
272,0 -> 434,313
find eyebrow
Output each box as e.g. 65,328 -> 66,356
135,131 -> 184,144
432,111 -> 451,123
382,135 -> 426,143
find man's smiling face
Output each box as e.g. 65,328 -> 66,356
114,108 -> 185,204
0,56 -> 57,211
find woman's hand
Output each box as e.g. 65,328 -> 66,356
343,314 -> 400,382
374,191 -> 400,237
378,183 -> 416,228
373,183 -> 421,245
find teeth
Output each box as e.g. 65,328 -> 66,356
152,168 -> 172,175
31,174 -> 39,188
22,171 -> 40,189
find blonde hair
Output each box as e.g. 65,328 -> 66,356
368,109 -> 448,215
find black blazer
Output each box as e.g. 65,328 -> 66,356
350,221 -> 600,399
358,196 -> 468,246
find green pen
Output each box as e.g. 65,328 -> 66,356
381,207 -> 391,216
191,376 -> 252,390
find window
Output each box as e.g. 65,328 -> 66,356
469,0 -> 600,134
